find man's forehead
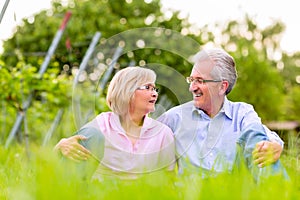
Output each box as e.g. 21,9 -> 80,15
192,61 -> 214,75
194,59 -> 215,68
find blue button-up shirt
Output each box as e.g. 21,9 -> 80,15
158,97 -> 285,178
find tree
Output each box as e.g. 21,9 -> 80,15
216,16 -> 286,121
1,0 -> 205,144
1,0 -> 200,73
0,58 -> 71,142
1,0 -> 207,107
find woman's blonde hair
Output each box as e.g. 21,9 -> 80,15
106,66 -> 156,115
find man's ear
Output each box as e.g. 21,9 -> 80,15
219,80 -> 229,95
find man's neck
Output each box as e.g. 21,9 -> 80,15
203,98 -> 225,118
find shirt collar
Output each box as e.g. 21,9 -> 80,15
191,96 -> 232,119
110,112 -> 154,134
142,114 -> 156,129
110,112 -> 124,132
221,96 -> 233,119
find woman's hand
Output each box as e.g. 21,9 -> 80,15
252,140 -> 283,167
54,135 -> 91,162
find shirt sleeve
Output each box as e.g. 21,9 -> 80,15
157,110 -> 179,133
76,127 -> 105,162
237,123 -> 269,167
262,125 -> 284,147
236,122 -> 288,181
66,126 -> 105,180
240,105 -> 284,147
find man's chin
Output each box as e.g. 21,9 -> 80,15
193,101 -> 203,109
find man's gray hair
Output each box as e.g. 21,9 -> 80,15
193,48 -> 237,94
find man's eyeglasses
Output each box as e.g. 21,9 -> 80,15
137,85 -> 159,92
186,77 -> 222,84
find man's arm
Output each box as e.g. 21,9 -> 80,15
252,140 -> 283,167
54,127 -> 105,162
237,123 -> 269,169
252,125 -> 283,167
236,123 -> 288,181
54,135 -> 91,162
262,125 -> 284,146
241,105 -> 284,165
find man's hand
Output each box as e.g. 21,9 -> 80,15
252,140 -> 283,167
54,135 -> 91,162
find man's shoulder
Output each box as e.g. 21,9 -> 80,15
157,101 -> 193,126
80,112 -> 112,130
227,99 -> 254,110
148,117 -> 173,131
225,99 -> 256,118
167,101 -> 194,113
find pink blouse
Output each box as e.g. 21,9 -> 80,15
91,112 -> 176,180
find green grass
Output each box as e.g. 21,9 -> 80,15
1,143 -> 299,200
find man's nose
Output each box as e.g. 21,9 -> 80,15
189,82 -> 198,92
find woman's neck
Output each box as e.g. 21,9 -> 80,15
120,112 -> 144,126
119,113 -> 145,144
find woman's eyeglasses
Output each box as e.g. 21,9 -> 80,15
137,85 -> 159,92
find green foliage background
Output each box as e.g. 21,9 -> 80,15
0,0 -> 299,149
0,0 -> 299,144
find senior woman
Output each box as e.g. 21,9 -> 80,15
55,66 -> 176,180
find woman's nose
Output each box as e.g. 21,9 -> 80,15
151,91 -> 158,97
